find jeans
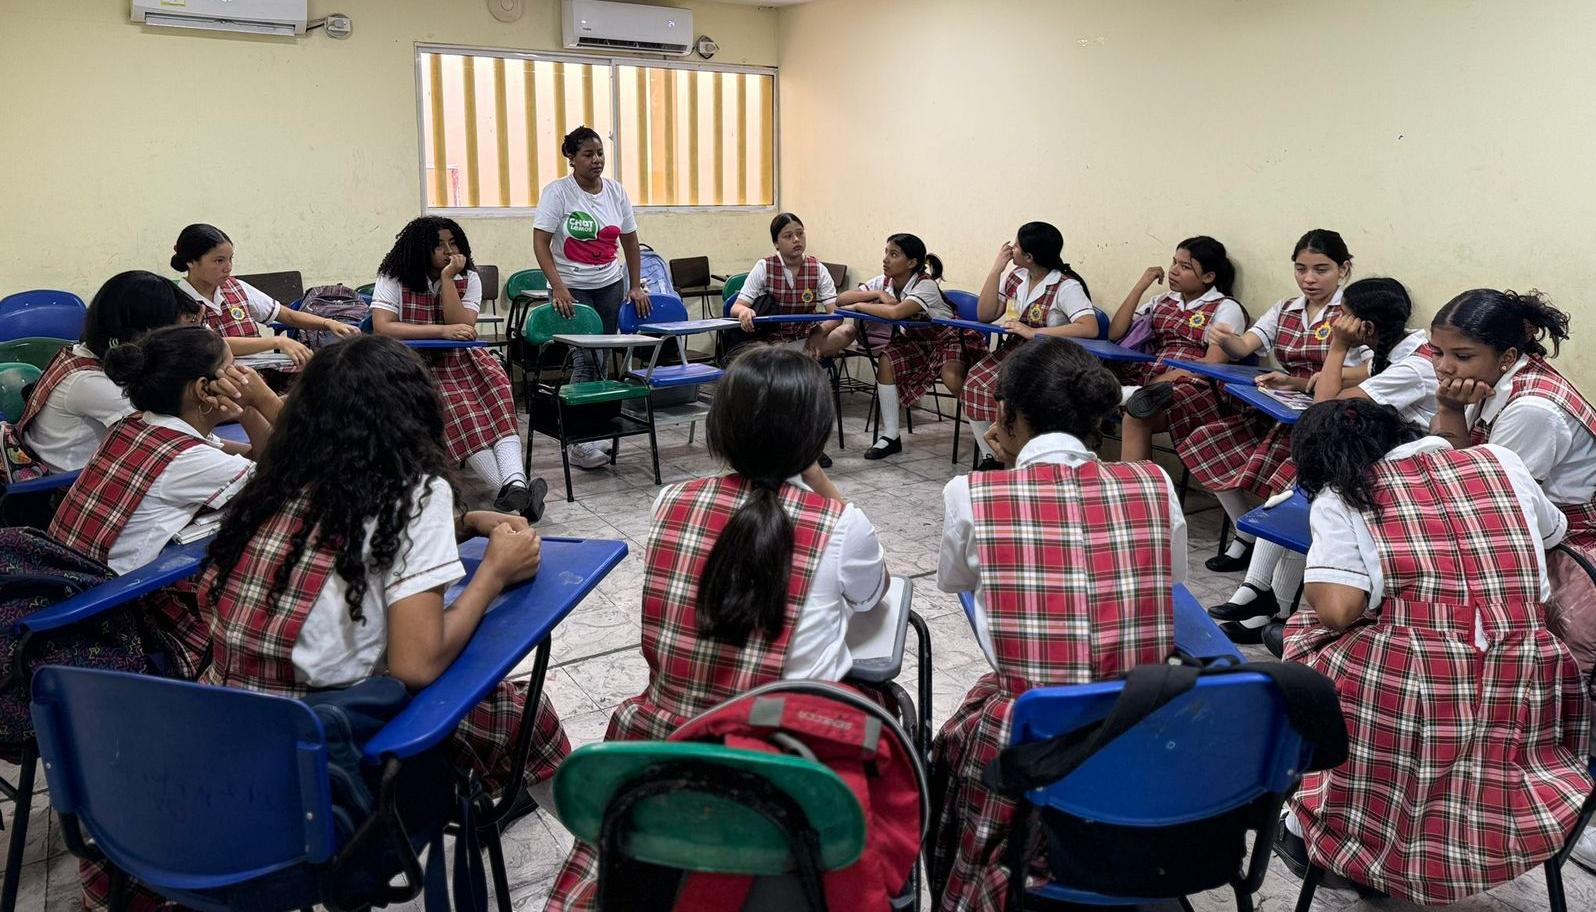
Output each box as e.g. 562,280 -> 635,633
569,280 -> 625,383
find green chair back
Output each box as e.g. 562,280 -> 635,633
720,272 -> 749,306
355,282 -> 376,297
553,741 -> 866,875
505,269 -> 550,302
0,337 -> 69,372
524,303 -> 603,345
0,362 -> 42,422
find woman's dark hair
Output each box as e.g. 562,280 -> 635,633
769,212 -> 804,245
1016,221 -> 1091,299
1292,228 -> 1352,266
171,223 -> 232,272
207,335 -> 457,624
561,125 -> 603,159
886,232 -> 944,281
1292,399 -> 1425,516
101,325 -> 226,416
1341,277 -> 1413,374
1432,287 -> 1571,358
697,346 -> 835,646
995,337 -> 1121,448
377,216 -> 476,294
82,270 -> 202,358
1177,235 -> 1235,297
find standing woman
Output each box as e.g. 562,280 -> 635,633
373,217 -> 547,520
534,125 -> 652,470
835,233 -> 985,461
961,221 -> 1098,470
1178,229 -> 1364,571
172,223 -> 355,366
1279,399 -> 1590,904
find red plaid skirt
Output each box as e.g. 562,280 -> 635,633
960,340 -> 1014,423
430,347 -> 518,464
1178,413 -> 1291,496
143,583 -> 211,681
883,326 -> 987,403
1285,604 -> 1592,904
929,674 -> 1034,912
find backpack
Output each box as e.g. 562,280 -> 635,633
628,244 -> 676,298
300,284 -> 370,351
598,680 -> 925,912
0,528 -> 147,751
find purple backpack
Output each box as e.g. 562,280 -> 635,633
300,284 -> 369,350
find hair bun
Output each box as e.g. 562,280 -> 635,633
102,341 -> 148,385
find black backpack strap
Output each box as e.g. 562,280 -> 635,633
982,664 -> 1200,797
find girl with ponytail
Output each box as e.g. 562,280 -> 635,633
835,233 -> 987,460
545,345 -> 890,910
1277,398 -> 1589,904
961,221 -> 1100,470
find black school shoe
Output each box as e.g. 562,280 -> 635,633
1273,814 -> 1385,897
1262,619 -> 1287,658
1219,618 -> 1267,645
818,452 -> 833,469
1205,539 -> 1255,573
493,478 -> 549,523
1124,382 -> 1176,420
1208,583 -> 1279,622
862,436 -> 902,460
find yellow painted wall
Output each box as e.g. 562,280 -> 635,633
777,0 -> 1596,387
0,0 -> 778,298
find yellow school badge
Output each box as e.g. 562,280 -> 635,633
229,306 -> 247,322
1314,322 -> 1332,341
801,288 -> 815,304
1187,312 -> 1208,329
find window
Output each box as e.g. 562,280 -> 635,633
418,47 -> 776,212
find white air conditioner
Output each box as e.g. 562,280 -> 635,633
131,0 -> 309,38
563,0 -> 693,56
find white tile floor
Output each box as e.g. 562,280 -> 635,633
4,389 -> 1593,911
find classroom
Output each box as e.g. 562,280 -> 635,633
2,1 -> 1595,910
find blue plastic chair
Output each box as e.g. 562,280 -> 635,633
944,289 -> 980,322
1002,672 -> 1311,910
1094,307 -> 1111,340
617,292 -> 689,334
0,289 -> 84,316
0,302 -> 84,342
30,667 -> 432,912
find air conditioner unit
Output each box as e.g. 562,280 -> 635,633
131,0 -> 310,38
562,0 -> 693,56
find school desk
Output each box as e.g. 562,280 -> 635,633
3,469 -> 78,497
630,320 -> 731,389
1157,358 -> 1270,385
1237,489 -> 1312,555
1222,382 -> 1304,425
637,318 -> 740,336
14,537 -> 213,638
842,577 -> 933,757
750,313 -> 837,325
832,308 -> 937,329
214,422 -> 249,444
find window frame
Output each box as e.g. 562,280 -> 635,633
414,43 -> 780,217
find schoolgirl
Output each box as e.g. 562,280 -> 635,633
729,211 -> 855,357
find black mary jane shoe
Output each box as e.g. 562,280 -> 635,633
1208,584 -> 1279,622
493,481 -> 531,515
818,452 -> 833,469
862,436 -> 902,460
1219,618 -> 1267,645
1204,539 -> 1255,573
1273,820 -> 1311,879
1262,618 -> 1287,659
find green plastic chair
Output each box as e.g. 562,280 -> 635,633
719,272 -> 750,316
505,268 -> 549,303
0,337 -> 69,372
354,282 -> 375,297
0,362 -> 42,422
522,303 -> 659,501
554,741 -> 865,893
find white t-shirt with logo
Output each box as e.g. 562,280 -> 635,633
533,175 -> 638,290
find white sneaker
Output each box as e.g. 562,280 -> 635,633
598,439 -> 614,455
568,442 -> 609,470
1572,824 -> 1596,875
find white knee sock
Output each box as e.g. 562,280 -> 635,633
878,384 -> 900,439
493,436 -> 526,487
1239,539 -> 1288,595
970,419 -> 994,458
1121,385 -> 1140,406
1271,552 -> 1306,614
1214,490 -> 1255,557
465,450 -> 502,489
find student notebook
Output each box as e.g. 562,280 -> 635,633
1259,387 -> 1317,411
236,352 -> 298,370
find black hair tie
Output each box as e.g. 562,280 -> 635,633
750,477 -> 783,493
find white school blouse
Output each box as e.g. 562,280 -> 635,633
106,414 -> 254,574
735,258 -> 839,308
291,476 -> 466,688
1304,437 -> 1565,611
938,432 -> 1189,668
20,345 -> 133,473
859,274 -> 954,321
1466,355 -> 1596,506
1007,269 -> 1094,327
177,278 -> 281,326
649,477 -> 889,681
1355,329 -> 1439,427
369,272 -> 483,316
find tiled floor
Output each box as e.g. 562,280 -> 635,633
5,390 -> 1594,911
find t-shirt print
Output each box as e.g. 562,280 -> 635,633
563,209 -> 621,267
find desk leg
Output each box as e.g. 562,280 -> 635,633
473,638 -> 553,912
908,611 -> 932,761
0,743 -> 37,912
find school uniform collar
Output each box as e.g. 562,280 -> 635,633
1476,354 -> 1532,426
1168,285 -> 1226,312
1382,435 -> 1453,462
1388,329 -> 1428,363
1283,287 -> 1345,317
1015,432 -> 1096,468
70,343 -> 97,361
1016,268 -> 1065,294
143,411 -> 211,441
176,278 -> 224,313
